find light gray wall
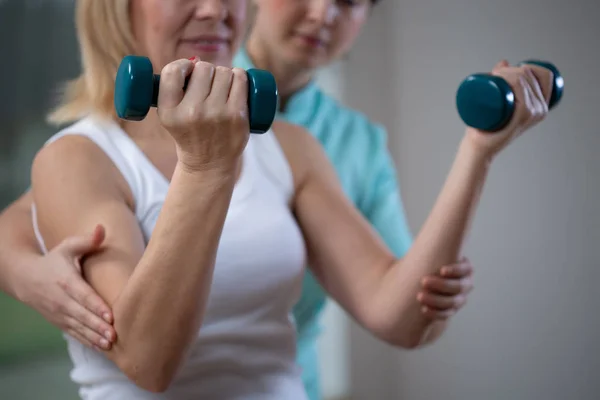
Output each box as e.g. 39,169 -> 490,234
344,0 -> 600,399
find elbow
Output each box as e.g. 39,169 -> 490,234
115,351 -> 180,393
364,311 -> 433,350
378,329 -> 424,350
144,379 -> 173,394
133,372 -> 174,394
109,310 -> 191,392
385,324 -> 445,350
398,332 -> 429,350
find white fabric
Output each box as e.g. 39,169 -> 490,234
31,116 -> 308,400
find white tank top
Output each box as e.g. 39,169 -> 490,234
31,116 -> 308,400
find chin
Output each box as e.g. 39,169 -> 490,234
285,44 -> 328,70
290,52 -> 325,70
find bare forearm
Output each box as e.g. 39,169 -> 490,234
374,137 -> 489,346
409,138 -> 488,265
111,163 -> 236,388
0,192 -> 42,300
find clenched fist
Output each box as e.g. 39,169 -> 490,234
157,57 -> 250,173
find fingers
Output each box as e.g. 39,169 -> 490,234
62,276 -> 114,325
65,316 -> 112,351
422,275 -> 473,296
90,224 -> 106,248
513,70 -> 547,131
419,258 -> 474,320
440,259 -> 473,279
520,74 -> 537,128
490,62 -> 551,131
206,66 -> 234,106
66,301 -> 115,348
421,306 -> 456,320
418,291 -> 467,310
523,67 -> 549,116
183,60 -> 216,104
59,280 -> 116,348
523,67 -> 547,106
524,64 -> 554,105
65,328 -> 96,350
58,225 -> 106,257
418,290 -> 468,321
158,58 -> 196,109
492,59 -> 510,73
228,67 -> 249,111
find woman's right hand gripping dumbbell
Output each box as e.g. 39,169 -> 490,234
156,57 -> 250,174
464,60 -> 555,160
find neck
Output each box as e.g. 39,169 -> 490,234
246,31 -> 314,111
121,111 -> 173,143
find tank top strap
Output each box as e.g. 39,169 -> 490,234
249,128 -> 295,205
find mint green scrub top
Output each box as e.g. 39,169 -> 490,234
234,48 -> 414,400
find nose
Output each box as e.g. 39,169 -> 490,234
194,0 -> 227,21
307,0 -> 339,26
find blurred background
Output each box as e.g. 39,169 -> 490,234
1,0 -> 599,399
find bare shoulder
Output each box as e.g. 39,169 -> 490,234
31,134 -> 132,207
33,134 -> 113,183
271,120 -> 334,190
31,134 -> 136,253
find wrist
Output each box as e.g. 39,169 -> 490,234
458,133 -> 494,170
174,159 -> 238,190
176,148 -> 239,176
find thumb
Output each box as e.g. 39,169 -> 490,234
59,224 -> 106,257
491,59 -> 510,73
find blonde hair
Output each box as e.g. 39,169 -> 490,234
47,0 -> 136,125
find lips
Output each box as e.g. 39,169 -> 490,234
296,34 -> 327,48
181,36 -> 229,52
184,37 -> 228,45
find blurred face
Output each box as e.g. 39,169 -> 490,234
130,0 -> 247,69
252,0 -> 371,69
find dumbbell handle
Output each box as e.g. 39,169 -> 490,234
147,72 -> 255,111
456,60 -> 564,132
149,74 -> 161,109
114,55 -> 278,134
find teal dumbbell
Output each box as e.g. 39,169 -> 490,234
456,60 -> 564,132
114,55 -> 278,134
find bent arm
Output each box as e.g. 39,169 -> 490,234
280,124 -> 487,348
359,130 -> 450,347
32,136 -> 236,392
377,137 -> 486,347
0,191 -> 43,300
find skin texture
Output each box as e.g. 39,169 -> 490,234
2,0 -> 553,393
